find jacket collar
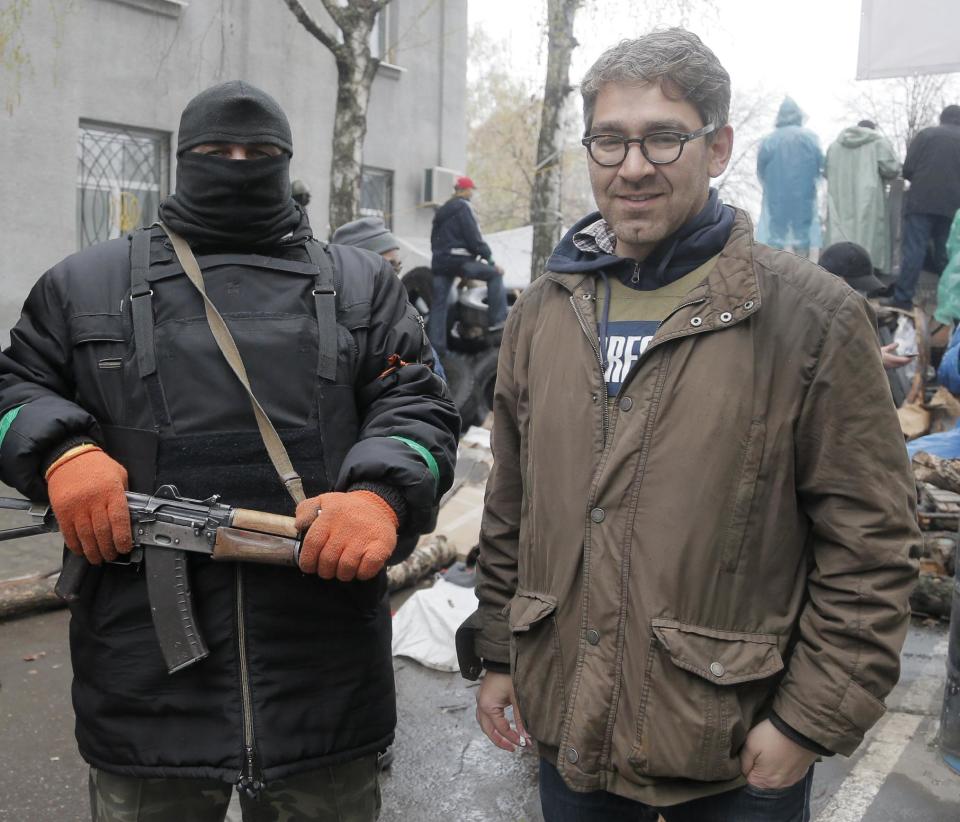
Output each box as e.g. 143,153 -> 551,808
545,209 -> 762,327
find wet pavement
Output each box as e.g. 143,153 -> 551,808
0,479 -> 958,820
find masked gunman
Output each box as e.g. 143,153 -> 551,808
459,30 -> 918,822
0,82 -> 458,821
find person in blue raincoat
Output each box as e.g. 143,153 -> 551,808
757,97 -> 824,256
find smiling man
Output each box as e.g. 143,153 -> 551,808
458,29 -> 918,822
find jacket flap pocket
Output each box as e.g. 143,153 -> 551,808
651,619 -> 783,685
71,313 -> 126,345
508,590 -> 558,633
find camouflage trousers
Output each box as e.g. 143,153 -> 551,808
88,754 -> 381,822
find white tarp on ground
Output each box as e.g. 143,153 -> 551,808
391,578 -> 478,672
858,0 -> 960,79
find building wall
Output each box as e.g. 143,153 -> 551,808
0,0 -> 468,343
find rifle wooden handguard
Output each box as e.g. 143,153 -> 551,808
230,508 -> 299,538
212,527 -> 300,567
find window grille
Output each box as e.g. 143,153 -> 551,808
360,166 -> 394,229
77,122 -> 170,249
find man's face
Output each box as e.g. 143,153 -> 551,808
456,187 -> 474,201
586,81 -> 733,260
381,248 -> 403,275
190,142 -> 283,160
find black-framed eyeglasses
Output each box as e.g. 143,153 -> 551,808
581,123 -> 716,167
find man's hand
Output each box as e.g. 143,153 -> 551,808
739,719 -> 818,789
46,446 -> 132,565
880,341 -> 914,370
295,490 -> 398,581
475,671 -> 531,753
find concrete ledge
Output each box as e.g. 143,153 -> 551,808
377,61 -> 407,81
104,0 -> 187,18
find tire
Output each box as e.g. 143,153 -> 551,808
442,351 -> 480,430
401,266 -> 434,316
470,346 -> 500,423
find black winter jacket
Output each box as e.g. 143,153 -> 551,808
902,123 -> 960,217
0,228 -> 459,784
430,197 -> 493,271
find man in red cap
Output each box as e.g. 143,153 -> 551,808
428,176 -> 508,358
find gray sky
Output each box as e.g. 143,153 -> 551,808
469,0 -> 864,146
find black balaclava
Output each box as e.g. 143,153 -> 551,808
159,81 -> 308,250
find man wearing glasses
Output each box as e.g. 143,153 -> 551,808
458,28 -> 918,822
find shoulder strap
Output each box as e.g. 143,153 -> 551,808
157,221 -> 305,506
305,240 -> 338,384
130,228 -> 156,378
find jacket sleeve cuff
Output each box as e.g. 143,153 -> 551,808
40,437 -> 100,478
773,678 -> 885,757
482,659 -> 510,674
347,481 -> 409,529
770,711 -> 834,757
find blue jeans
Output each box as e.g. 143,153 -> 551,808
538,759 -> 813,822
894,212 -> 952,306
427,261 -> 507,356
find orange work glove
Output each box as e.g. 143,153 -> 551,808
295,490 -> 399,582
45,445 -> 132,565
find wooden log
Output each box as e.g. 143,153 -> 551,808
910,572 -> 955,619
387,535 -> 457,592
0,569 -> 64,620
922,531 -> 957,576
899,402 -> 930,440
913,451 -> 960,496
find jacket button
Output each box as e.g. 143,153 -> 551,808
744,300 -> 755,310
619,397 -> 633,411
566,747 -> 579,764
590,507 -> 605,523
586,629 -> 600,645
710,661 -> 725,677
690,317 -> 703,327
720,312 -> 733,323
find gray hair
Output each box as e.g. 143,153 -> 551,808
580,29 -> 731,134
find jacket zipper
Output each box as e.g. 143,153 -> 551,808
235,565 -> 264,799
570,294 -> 609,441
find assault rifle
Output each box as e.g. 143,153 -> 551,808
0,485 -> 301,674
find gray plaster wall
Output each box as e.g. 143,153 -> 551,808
0,0 -> 467,345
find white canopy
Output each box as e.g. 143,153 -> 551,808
858,0 -> 960,80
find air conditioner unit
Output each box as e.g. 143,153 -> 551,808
421,166 -> 461,207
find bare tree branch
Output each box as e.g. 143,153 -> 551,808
317,0 -> 348,30
280,0 -> 400,226
282,0 -> 341,56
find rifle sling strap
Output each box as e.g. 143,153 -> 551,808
157,221 -> 306,506
304,240 -> 338,383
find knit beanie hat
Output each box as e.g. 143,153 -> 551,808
331,217 -> 399,255
176,81 -> 293,156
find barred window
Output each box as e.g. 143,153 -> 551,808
360,166 -> 394,229
77,122 -> 170,249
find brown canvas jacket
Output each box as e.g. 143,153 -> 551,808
467,210 -> 919,806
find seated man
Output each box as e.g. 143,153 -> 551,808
428,176 -> 508,357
